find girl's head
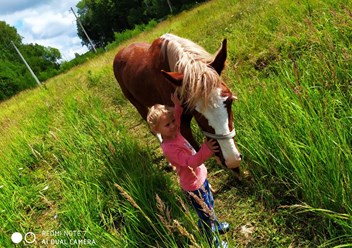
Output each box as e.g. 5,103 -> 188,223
147,104 -> 177,139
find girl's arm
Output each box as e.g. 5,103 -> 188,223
163,141 -> 215,168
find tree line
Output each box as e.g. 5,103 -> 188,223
0,21 -> 61,101
0,0 -> 205,101
75,0 -> 207,49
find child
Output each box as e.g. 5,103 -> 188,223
147,91 -> 229,248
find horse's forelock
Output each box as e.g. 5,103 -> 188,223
161,34 -> 222,109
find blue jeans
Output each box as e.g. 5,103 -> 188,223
184,179 -> 217,244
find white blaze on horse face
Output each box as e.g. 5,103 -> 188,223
195,88 -> 241,168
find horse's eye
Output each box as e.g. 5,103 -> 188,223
226,95 -> 238,106
226,96 -> 233,105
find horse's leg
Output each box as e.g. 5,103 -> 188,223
122,90 -> 175,171
131,100 -> 148,121
180,114 -> 200,151
120,88 -> 149,121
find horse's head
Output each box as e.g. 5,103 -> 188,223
193,84 -> 242,169
161,38 -> 242,169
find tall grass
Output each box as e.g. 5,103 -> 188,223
1,0 -> 351,246
149,0 -> 352,241
0,76 -> 210,247
225,0 -> 352,238
146,0 -> 352,243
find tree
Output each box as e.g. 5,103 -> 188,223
0,21 -> 22,61
20,44 -> 61,81
0,21 -> 21,45
0,21 -> 62,101
75,0 -> 206,49
76,0 -> 148,49
0,60 -> 21,100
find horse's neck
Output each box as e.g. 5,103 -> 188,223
166,55 -> 178,72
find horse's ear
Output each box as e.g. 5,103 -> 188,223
209,38 -> 227,75
161,70 -> 183,86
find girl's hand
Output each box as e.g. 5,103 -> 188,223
171,91 -> 181,106
205,139 -> 219,153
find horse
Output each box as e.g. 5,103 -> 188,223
113,33 -> 242,169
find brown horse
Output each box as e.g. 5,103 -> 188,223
113,33 -> 241,169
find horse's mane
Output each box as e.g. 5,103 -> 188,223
160,33 -> 222,109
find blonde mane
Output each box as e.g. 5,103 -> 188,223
160,33 -> 222,109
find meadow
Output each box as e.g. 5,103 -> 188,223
0,0 -> 351,247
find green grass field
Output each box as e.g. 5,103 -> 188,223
1,0 -> 351,247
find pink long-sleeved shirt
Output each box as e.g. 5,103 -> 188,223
161,103 -> 213,191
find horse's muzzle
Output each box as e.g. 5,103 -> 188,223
224,154 -> 242,169
215,152 -> 242,169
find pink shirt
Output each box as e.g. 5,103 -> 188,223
161,104 -> 213,191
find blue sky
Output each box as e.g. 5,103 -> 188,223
0,0 -> 89,61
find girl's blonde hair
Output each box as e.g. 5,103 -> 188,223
147,104 -> 174,132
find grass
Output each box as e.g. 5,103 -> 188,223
1,0 -> 351,247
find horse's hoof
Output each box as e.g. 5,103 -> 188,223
231,167 -> 243,182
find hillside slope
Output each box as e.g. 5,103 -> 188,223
1,0 -> 351,247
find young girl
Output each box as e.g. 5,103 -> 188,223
147,92 -> 229,248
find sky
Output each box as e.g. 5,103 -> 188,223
0,0 -> 89,61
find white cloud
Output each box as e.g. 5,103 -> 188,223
0,0 -> 89,61
0,0 -> 51,15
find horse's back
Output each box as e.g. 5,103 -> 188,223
113,42 -> 149,84
113,39 -> 174,108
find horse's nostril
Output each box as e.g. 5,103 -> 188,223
239,154 -> 243,160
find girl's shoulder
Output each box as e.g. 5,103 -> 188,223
161,134 -> 182,147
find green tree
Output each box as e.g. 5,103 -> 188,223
75,0 -> 206,49
0,21 -> 22,61
21,43 -> 61,79
0,60 -> 21,100
76,0 -> 147,49
0,21 -> 62,101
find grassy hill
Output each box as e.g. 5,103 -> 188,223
1,0 -> 351,247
